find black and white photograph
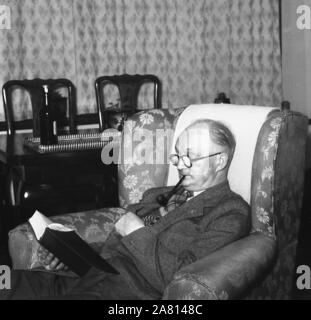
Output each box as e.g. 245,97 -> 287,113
0,0 -> 310,306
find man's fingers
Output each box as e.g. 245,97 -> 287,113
37,248 -> 67,271
49,257 -> 60,270
45,253 -> 55,265
45,257 -> 60,270
38,252 -> 54,266
56,262 -> 65,271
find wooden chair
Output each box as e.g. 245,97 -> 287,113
2,78 -> 77,136
281,101 -> 291,111
95,74 -> 162,131
214,92 -> 231,104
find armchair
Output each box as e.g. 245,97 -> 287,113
8,105 -> 308,299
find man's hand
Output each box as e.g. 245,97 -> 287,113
37,245 -> 69,272
115,212 -> 145,237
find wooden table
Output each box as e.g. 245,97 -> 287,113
0,130 -> 119,213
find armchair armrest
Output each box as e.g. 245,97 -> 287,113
163,233 -> 277,300
8,207 -> 128,270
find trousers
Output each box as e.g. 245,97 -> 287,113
0,268 -> 141,300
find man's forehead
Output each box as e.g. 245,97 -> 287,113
176,127 -> 213,152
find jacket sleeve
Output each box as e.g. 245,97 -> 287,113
140,186 -> 174,204
126,186 -> 174,218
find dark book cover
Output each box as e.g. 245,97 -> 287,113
40,228 -> 119,277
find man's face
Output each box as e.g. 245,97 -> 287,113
175,126 -> 222,192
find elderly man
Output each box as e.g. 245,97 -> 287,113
0,119 -> 250,300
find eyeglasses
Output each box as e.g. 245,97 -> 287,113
170,152 -> 222,168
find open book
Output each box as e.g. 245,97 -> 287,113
29,211 -> 119,277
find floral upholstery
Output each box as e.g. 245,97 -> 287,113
8,108 -> 308,300
250,114 -> 282,239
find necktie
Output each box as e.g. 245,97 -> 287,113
165,188 -> 194,212
143,188 -> 193,226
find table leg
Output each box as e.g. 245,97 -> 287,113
7,172 -> 16,206
6,168 -> 25,206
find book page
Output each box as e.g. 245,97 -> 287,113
28,211 -> 53,240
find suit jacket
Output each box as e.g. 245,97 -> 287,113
102,180 -> 250,299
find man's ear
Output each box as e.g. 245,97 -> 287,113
215,153 -> 229,172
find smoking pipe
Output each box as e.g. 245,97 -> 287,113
156,176 -> 185,206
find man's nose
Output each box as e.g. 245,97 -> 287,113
176,157 -> 187,170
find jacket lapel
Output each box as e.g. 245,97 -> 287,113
152,180 -> 230,233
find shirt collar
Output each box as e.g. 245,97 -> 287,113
193,190 -> 204,197
188,180 -> 230,200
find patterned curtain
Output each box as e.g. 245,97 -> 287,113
0,0 -> 282,121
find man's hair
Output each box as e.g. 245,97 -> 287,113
189,119 -> 236,166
